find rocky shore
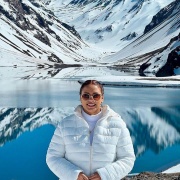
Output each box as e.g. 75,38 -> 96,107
123,172 -> 180,180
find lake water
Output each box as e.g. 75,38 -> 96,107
0,68 -> 180,180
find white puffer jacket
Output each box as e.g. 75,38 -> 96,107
46,105 -> 135,180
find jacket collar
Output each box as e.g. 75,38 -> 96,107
74,105 -> 119,119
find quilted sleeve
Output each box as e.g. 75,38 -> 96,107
97,120 -> 135,180
46,124 -> 83,180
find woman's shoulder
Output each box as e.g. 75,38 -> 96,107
108,115 -> 126,126
105,106 -> 127,127
57,105 -> 83,127
60,113 -> 79,124
56,114 -> 79,131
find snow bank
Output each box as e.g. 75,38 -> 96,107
79,75 -> 180,87
163,164 -> 180,173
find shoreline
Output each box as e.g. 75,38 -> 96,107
125,164 -> 180,179
79,75 -> 180,87
124,172 -> 180,179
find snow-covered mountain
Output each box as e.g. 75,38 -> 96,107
0,0 -> 102,65
42,0 -> 175,50
28,0 -> 180,76
101,0 -> 180,76
0,107 -> 180,157
0,0 -> 179,76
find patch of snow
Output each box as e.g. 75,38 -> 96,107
163,164 -> 180,173
80,75 -> 180,87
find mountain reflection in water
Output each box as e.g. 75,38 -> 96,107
0,106 -> 180,177
0,106 -> 180,153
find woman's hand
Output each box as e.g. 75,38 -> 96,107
88,172 -> 101,180
77,172 -> 89,180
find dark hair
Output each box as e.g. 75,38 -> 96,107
79,80 -> 104,95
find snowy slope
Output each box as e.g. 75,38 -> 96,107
38,0 -> 180,76
102,12 -> 179,63
42,0 -> 175,51
101,0 -> 180,76
0,0 -> 179,77
0,0 -> 102,65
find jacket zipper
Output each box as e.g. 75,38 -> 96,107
89,116 -> 108,175
76,111 -> 110,175
78,116 -> 92,175
90,145 -> 92,175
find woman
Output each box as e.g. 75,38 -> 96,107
46,80 -> 135,180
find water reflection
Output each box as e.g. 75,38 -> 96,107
1,106 -> 180,156
0,107 -> 73,147
0,66 -> 137,80
119,107 -> 180,156
1,66 -> 180,178
0,106 -> 180,178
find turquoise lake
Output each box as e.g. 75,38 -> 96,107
0,79 -> 180,180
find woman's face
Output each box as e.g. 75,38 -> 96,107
80,84 -> 104,115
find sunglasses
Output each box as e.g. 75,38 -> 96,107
81,93 -> 102,101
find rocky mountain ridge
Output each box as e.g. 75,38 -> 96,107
29,0 -> 180,76
0,0 -> 101,65
0,0 -> 179,76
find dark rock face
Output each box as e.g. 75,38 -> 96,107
138,0 -> 180,77
48,53 -> 63,63
61,22 -> 82,40
139,63 -> 151,76
5,0 -> 24,14
144,0 -> 179,34
0,0 -> 86,63
139,33 -> 180,77
156,48 -> 180,77
121,32 -> 138,41
106,25 -> 113,32
70,0 -> 111,7
95,25 -> 113,34
3,0 -> 30,30
156,34 -> 180,77
34,31 -> 51,47
128,0 -> 144,13
0,0 -> 51,43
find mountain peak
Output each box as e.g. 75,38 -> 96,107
0,0 -> 102,64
